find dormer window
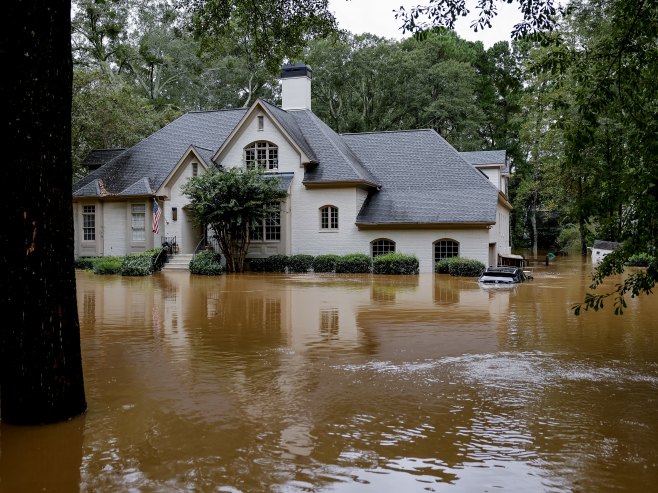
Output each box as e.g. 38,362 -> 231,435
192,162 -> 198,176
245,141 -> 278,170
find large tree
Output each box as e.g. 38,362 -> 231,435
2,1 -> 87,424
183,168 -> 288,273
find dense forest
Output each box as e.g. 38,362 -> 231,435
71,0 -> 657,262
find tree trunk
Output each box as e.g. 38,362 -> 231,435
1,0 -> 87,424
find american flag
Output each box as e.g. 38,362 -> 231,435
153,200 -> 162,234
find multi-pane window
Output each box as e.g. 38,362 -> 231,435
131,204 -> 146,241
434,239 -> 459,262
320,205 -> 338,230
82,205 -> 95,241
251,207 -> 281,241
371,238 -> 396,257
192,162 -> 198,176
245,141 -> 278,170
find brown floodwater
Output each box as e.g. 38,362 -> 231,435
1,255 -> 658,492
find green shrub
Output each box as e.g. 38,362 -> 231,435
626,253 -> 655,267
264,254 -> 289,273
440,257 -> 485,277
248,258 -> 268,272
335,253 -> 372,274
92,257 -> 123,275
190,251 -> 224,275
75,257 -> 99,270
312,254 -> 340,273
372,253 -> 419,275
435,257 -> 462,274
288,254 -> 314,273
120,253 -> 154,276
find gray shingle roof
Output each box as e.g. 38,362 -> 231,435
73,109 -> 246,197
81,148 -> 126,169
288,110 -> 380,186
342,130 -> 498,225
592,240 -> 622,251
460,150 -> 508,174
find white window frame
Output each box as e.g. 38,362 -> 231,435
250,206 -> 281,242
131,203 -> 146,242
371,238 -> 396,257
319,205 -> 339,231
244,141 -> 278,170
82,205 -> 96,242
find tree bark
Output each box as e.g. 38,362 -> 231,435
1,0 -> 87,424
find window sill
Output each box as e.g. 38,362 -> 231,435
319,229 -> 339,233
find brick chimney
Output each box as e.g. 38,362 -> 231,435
280,63 -> 312,111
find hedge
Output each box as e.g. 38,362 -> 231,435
626,253 -> 655,267
372,253 -> 419,275
265,254 -> 289,272
312,254 -> 340,273
435,257 -> 485,277
335,253 -> 372,273
288,254 -> 315,273
189,251 -> 224,275
92,257 -> 123,275
120,248 -> 165,276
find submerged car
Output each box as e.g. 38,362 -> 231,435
478,266 -> 529,285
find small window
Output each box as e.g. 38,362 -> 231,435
245,141 -> 278,170
172,207 -> 178,221
192,162 -> 198,177
82,205 -> 95,241
131,204 -> 146,241
320,205 -> 338,230
434,239 -> 459,262
371,238 -> 396,257
257,115 -> 264,131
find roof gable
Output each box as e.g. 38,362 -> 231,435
73,109 -> 246,198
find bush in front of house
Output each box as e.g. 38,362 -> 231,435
434,256 -> 463,274
120,251 -> 156,276
335,253 -> 372,274
372,253 -> 419,275
248,258 -> 268,272
75,257 -> 100,270
312,254 -> 340,273
288,254 -> 314,273
92,257 -> 123,275
626,253 -> 655,267
435,257 -> 485,277
265,254 -> 289,273
189,251 -> 224,275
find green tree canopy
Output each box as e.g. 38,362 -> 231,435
183,168 -> 288,272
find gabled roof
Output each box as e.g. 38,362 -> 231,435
460,150 -> 509,174
592,240 -> 622,251
74,109 -> 246,198
342,130 -> 498,225
289,110 -> 380,187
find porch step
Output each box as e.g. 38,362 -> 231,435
162,254 -> 194,271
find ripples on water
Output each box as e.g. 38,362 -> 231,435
1,257 -> 658,492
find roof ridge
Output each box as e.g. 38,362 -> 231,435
341,128 -> 436,136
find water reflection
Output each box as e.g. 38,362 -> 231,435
1,258 -> 658,492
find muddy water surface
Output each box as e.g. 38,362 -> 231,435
1,256 -> 658,492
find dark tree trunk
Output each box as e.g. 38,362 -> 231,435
1,1 -> 87,424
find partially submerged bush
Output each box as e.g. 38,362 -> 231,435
120,251 -> 157,276
288,254 -> 314,273
372,253 -> 419,275
436,257 -> 485,277
92,257 -> 123,275
335,253 -> 372,274
265,254 -> 289,273
75,257 -> 100,270
312,254 -> 340,273
248,258 -> 268,272
190,251 -> 223,275
435,257 -> 462,274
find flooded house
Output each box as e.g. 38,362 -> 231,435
591,240 -> 622,264
72,64 -> 512,273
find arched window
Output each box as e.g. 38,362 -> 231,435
434,239 -> 459,262
320,205 -> 338,230
371,238 -> 396,257
245,141 -> 278,170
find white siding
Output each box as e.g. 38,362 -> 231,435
164,157 -> 203,253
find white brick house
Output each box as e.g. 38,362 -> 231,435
73,64 -> 512,272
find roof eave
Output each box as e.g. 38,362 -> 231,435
355,221 -> 495,230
